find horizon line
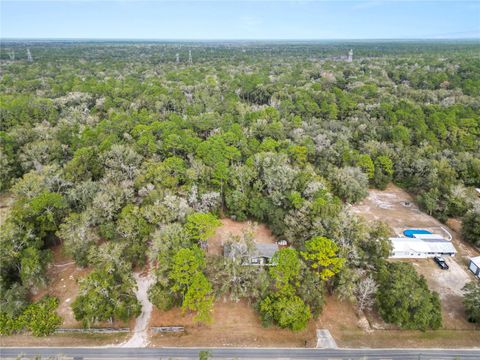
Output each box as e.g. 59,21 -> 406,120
2,37 -> 479,42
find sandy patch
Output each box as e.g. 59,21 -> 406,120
351,183 -> 434,228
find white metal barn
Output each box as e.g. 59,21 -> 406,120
389,237 -> 457,258
469,256 -> 480,278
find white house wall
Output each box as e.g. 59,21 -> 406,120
390,252 -> 429,259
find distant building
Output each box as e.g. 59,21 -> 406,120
389,236 -> 457,258
468,256 -> 480,278
347,49 -> 353,63
27,48 -> 33,62
224,242 -> 279,266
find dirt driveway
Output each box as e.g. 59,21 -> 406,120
409,257 -> 475,329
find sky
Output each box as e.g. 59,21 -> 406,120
1,0 -> 479,40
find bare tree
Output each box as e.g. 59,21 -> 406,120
355,275 -> 378,312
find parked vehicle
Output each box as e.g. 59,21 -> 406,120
433,256 -> 449,270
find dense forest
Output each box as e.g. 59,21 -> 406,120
1,41 -> 479,335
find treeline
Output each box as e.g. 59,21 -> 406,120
2,40 -> 480,62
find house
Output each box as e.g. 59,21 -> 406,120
468,256 -> 480,278
224,242 -> 279,266
389,236 -> 457,258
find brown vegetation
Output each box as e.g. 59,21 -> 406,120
149,299 -> 316,347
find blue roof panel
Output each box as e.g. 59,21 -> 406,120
403,229 -> 432,238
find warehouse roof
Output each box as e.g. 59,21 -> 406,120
412,233 -> 446,240
390,237 -> 457,254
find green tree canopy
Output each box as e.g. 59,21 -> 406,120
269,248 -> 302,294
184,212 -> 221,244
462,206 -> 480,246
301,236 -> 345,281
72,268 -> 141,328
182,272 -> 214,324
259,293 -> 311,331
376,262 -> 442,331
462,281 -> 480,323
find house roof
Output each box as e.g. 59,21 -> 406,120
390,237 -> 457,254
252,243 -> 279,259
224,242 -> 279,259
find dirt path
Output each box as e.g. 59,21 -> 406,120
121,272 -> 155,348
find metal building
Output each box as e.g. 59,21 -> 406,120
468,256 -> 480,278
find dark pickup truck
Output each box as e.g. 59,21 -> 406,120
433,256 -> 449,270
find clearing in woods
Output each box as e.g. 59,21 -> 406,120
31,245 -> 134,330
207,218 -> 277,255
1,244 -> 134,348
148,219 -> 315,348
351,183 -> 479,331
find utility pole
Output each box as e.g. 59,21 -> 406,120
175,53 -> 180,64
27,48 -> 33,62
188,50 -> 192,64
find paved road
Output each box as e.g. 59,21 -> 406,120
2,347 -> 480,359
